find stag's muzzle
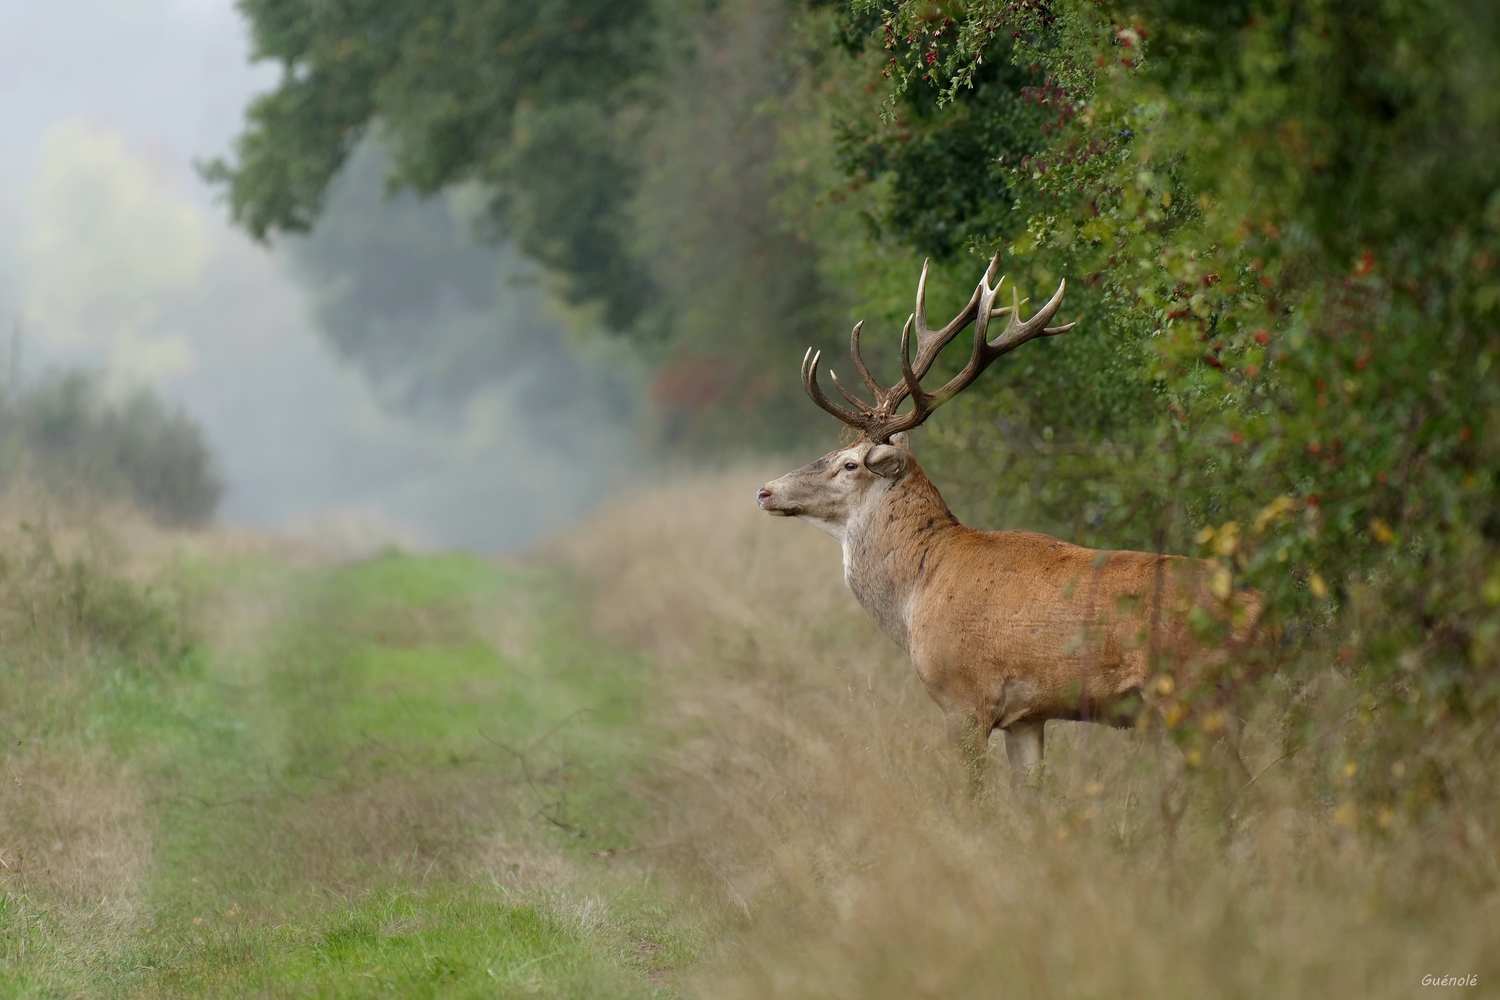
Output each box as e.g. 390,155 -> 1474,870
755,485 -> 793,516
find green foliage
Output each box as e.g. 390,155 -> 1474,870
213,0 -> 851,450
834,32 -> 1044,259
627,0 -> 850,448
205,0 -> 664,331
1,371 -> 222,526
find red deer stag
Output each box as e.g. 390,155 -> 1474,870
755,255 -> 1262,787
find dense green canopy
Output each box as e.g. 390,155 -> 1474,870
883,1 -> 1500,786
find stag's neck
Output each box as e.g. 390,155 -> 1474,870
842,465 -> 959,652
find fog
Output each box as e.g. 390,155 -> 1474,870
0,0 -> 640,552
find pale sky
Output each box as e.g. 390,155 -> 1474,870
0,0 -> 634,551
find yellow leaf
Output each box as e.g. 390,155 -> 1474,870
1370,518 -> 1395,545
1209,565 -> 1233,600
1309,572 -> 1328,599
1195,525 -> 1216,545
1254,496 -> 1296,533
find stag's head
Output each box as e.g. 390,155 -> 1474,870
755,254 -> 1075,540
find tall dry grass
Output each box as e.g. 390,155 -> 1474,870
0,489 -> 177,972
0,483 -> 329,970
556,467 -> 1500,998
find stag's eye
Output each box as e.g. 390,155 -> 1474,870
844,461 -> 859,472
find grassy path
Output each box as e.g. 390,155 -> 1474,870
3,547 -> 695,998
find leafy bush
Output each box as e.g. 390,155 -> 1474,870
1,370 -> 222,526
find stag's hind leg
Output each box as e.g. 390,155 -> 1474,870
1003,718 -> 1045,789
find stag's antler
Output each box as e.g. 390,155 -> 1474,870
802,253 -> 1076,442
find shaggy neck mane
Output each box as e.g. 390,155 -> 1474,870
842,461 -> 959,651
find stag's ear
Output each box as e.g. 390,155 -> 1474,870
889,431 -> 912,453
864,444 -> 907,479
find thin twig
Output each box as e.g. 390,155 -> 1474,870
479,709 -> 594,830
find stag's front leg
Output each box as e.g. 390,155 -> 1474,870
1003,718 -> 1045,789
944,710 -> 991,794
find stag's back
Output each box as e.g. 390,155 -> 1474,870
909,521 -> 1262,720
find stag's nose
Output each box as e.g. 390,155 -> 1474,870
755,487 -> 773,508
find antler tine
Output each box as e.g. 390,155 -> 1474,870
910,264 -> 1010,412
896,308 -> 933,428
829,369 -> 876,413
802,347 -> 873,429
989,279 -> 1070,353
796,262 -> 1075,443
883,254 -> 999,416
911,258 -> 932,342
848,321 -> 884,399
866,325 -> 928,442
894,269 -> 1074,425
884,266 -> 1002,420
908,256 -> 988,379
984,249 -> 1002,288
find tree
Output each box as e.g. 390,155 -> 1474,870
204,0 -> 663,331
212,0 -> 853,450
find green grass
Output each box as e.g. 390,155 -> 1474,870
0,547 -> 691,998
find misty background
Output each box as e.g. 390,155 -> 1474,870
0,0 -> 640,551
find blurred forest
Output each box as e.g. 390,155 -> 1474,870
283,142 -> 640,449
208,0 -> 1500,819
